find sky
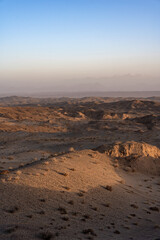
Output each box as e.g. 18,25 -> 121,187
0,0 -> 160,93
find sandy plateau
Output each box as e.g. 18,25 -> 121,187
0,96 -> 160,240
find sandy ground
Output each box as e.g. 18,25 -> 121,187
0,97 -> 160,240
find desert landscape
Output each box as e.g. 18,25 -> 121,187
0,96 -> 159,240
1,0 -> 160,238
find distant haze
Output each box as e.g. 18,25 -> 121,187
0,0 -> 160,93
0,91 -> 160,99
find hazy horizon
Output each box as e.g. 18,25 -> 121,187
0,0 -> 160,93
1,91 -> 160,99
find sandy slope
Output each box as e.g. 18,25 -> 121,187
0,150 -> 160,240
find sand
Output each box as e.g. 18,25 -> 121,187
0,97 -> 160,240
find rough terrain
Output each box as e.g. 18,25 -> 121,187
0,96 -> 160,240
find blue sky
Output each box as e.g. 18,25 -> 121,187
0,0 -> 160,92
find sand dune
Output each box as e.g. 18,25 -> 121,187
1,150 -> 160,240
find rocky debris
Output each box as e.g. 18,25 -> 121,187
94,141 -> 160,159
94,141 -> 160,175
